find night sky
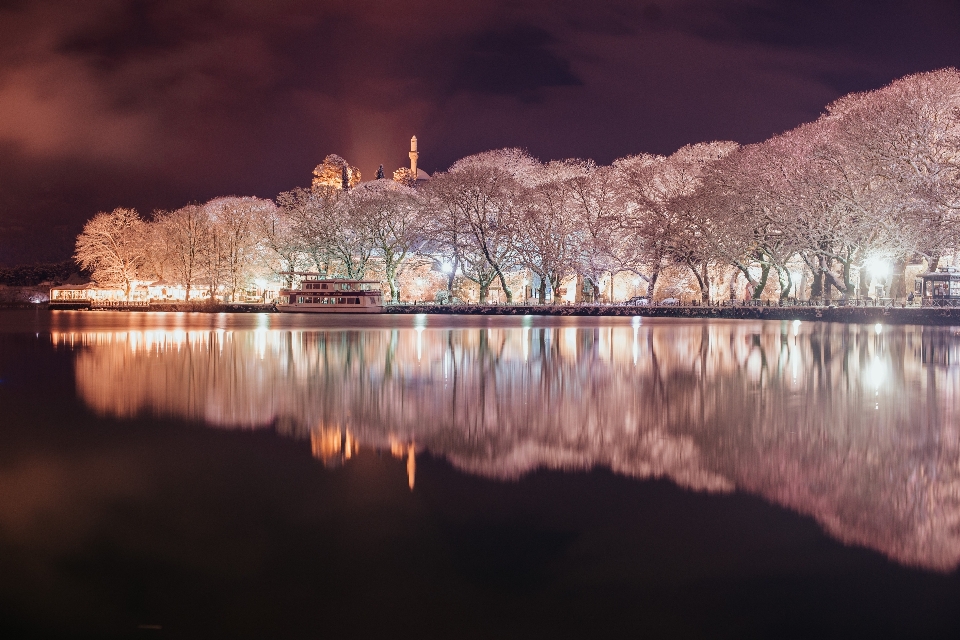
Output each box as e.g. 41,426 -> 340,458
2,0 -> 960,264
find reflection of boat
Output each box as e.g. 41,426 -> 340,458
276,274 -> 384,313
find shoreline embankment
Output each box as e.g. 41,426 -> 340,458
383,303 -> 960,326
5,301 -> 960,325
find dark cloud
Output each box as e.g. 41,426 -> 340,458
2,0 -> 960,263
453,25 -> 582,96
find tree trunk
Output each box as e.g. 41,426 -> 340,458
538,277 -> 546,304
810,268 -> 822,301
493,267 -> 512,303
386,267 -> 398,303
551,273 -> 563,304
841,258 -> 852,301
773,263 -> 791,302
586,276 -> 598,303
479,281 -> 489,304
754,263 -> 770,300
688,260 -> 709,303
447,256 -> 459,295
701,262 -> 711,303
857,261 -> 870,298
824,267 -> 847,300
819,255 -> 832,302
734,262 -> 761,300
646,264 -> 661,298
889,257 -> 907,300
798,269 -> 808,301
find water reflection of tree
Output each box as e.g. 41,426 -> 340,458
57,320 -> 960,570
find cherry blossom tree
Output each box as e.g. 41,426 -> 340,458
204,197 -> 274,301
708,141 -> 807,302
824,68 -> 960,296
255,195 -> 304,285
347,180 -> 423,302
419,175 -> 468,299
616,142 -> 737,302
305,189 -> 375,280
567,162 -> 622,302
74,207 -> 146,299
429,149 -> 532,302
156,204 -> 210,301
277,187 -> 334,275
513,160 -> 584,303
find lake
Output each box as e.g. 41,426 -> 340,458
1,310 -> 959,638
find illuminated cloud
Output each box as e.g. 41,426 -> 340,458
2,0 -> 960,263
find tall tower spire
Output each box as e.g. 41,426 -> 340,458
409,135 -> 419,178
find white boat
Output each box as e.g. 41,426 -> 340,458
276,275 -> 384,313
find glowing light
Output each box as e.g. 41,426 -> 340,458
414,314 -> 427,361
865,357 -> 887,389
440,262 -> 453,274
875,323 -> 883,334
864,258 -> 892,280
406,445 -> 416,491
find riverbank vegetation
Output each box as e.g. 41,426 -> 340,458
73,69 -> 960,304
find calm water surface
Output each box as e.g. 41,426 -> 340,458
2,310 -> 960,638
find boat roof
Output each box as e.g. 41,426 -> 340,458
280,273 -> 380,283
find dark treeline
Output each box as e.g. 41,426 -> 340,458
0,261 -> 86,287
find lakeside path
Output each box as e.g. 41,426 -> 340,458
10,302 -> 960,326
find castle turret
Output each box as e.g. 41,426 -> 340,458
409,136 -> 419,177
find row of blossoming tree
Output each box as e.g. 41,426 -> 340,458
76,69 -> 960,303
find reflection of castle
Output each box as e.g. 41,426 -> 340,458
310,425 -> 416,490
52,319 -> 960,570
310,426 -> 358,467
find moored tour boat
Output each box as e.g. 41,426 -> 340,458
276,275 -> 384,313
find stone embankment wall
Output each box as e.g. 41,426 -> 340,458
13,301 -> 960,325
385,304 -> 960,326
